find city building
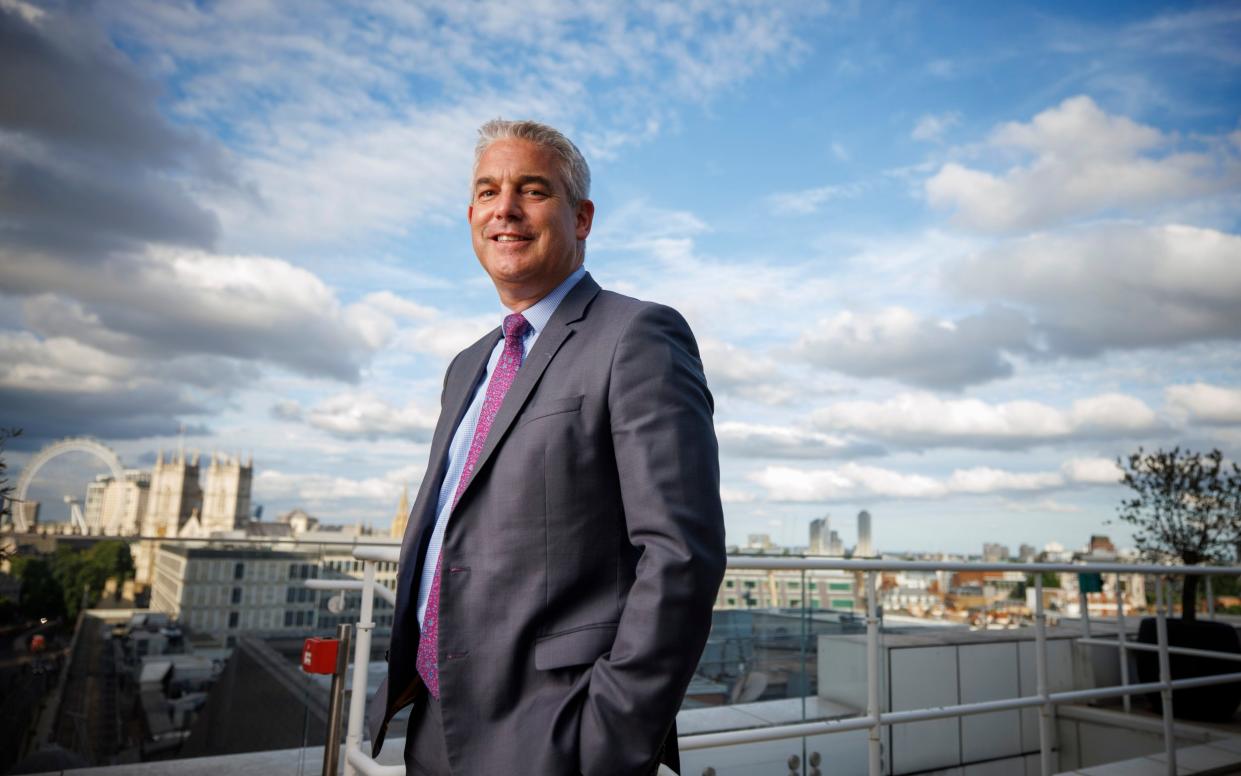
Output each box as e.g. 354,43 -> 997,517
390,485 -> 410,539
142,449 -> 203,538
199,454 -> 253,534
855,510 -> 873,557
745,533 -> 775,552
716,567 -> 856,611
982,542 -> 1010,562
808,517 -> 827,555
84,470 -> 151,536
150,545 -> 323,643
1018,543 -> 1038,562
1089,534 -> 1117,556
828,529 -> 844,556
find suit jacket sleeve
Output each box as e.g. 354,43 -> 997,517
578,303 -> 727,775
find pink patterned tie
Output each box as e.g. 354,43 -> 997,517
417,312 -> 529,699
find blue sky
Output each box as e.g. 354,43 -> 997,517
2,0 -> 1239,553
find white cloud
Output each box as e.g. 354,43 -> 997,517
750,457 -> 1123,502
2,247 -> 388,380
768,182 -> 865,215
98,1 -> 830,245
254,467 -> 413,521
287,392 -> 440,442
812,392 -> 1160,449
925,96 -> 1239,232
951,223 -> 1241,357
698,338 -> 796,405
716,421 -> 880,459
911,111 -> 962,142
1060,457 -> 1124,485
794,306 -> 1032,389
1166,382 -> 1241,425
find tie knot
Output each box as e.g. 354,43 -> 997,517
503,313 -> 530,340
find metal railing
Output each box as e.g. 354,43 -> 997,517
317,550 -> 1241,776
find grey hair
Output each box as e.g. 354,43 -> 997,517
474,119 -> 591,205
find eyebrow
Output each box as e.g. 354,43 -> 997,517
474,174 -> 556,191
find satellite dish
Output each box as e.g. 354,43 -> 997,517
327,594 -> 345,614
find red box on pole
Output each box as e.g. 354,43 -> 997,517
302,637 -> 339,674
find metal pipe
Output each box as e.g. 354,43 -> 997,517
323,623 -> 352,776
1206,576 -> 1215,621
866,570 -> 881,776
1116,577 -> 1131,713
1077,637 -> 1241,663
1034,574 -> 1052,776
679,715 -> 877,751
1079,585 -> 1092,639
345,746 -> 406,776
306,578 -> 397,606
675,671 -> 1241,753
724,556 -> 1241,576
343,560 -> 377,776
1155,577 -> 1175,776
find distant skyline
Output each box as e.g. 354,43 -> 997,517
2,1 -> 1239,553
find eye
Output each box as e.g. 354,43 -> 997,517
476,189 -> 496,201
523,188 -> 548,198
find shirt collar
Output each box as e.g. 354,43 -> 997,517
505,265 -> 586,336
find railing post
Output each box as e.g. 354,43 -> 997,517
1115,575 -> 1130,714
1078,585 -> 1091,639
323,622 -> 352,776
1034,575 -> 1052,776
343,560 -> 376,776
1155,577 -> 1175,776
866,570 -> 882,776
1206,575 -> 1216,621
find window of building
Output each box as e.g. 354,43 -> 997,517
726,597 -> 737,606
831,599 -> 854,609
285,611 -> 294,626
724,579 -> 735,589
789,599 -> 801,607
228,611 -> 239,628
233,562 -> 245,580
808,582 -> 818,591
231,587 -> 242,604
744,580 -> 756,589
286,588 -> 296,604
829,582 -> 851,591
289,563 -> 298,579
787,581 -> 800,589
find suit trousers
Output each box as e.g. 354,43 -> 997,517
403,695 -> 451,775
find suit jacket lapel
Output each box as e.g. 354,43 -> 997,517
457,273 -> 601,508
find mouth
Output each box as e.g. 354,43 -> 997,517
489,232 -> 533,243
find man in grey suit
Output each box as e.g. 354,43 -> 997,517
369,119 -> 726,775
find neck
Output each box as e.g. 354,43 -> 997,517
495,263 -> 581,313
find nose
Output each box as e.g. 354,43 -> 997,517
492,187 -> 522,221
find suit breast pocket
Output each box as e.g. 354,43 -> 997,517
516,394 -> 583,428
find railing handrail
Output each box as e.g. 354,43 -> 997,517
335,549 -> 1240,776
725,555 -> 1241,575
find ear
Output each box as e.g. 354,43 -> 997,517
575,199 -> 595,240
468,204 -> 474,223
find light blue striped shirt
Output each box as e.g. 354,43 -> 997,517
417,266 -> 587,626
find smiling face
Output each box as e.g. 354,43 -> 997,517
469,138 -> 594,311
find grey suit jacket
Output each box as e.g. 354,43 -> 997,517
369,273 -> 726,775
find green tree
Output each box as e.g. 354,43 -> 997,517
10,555 -> 67,621
47,541 -> 135,617
0,427 -> 20,561
1116,447 -> 1241,621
